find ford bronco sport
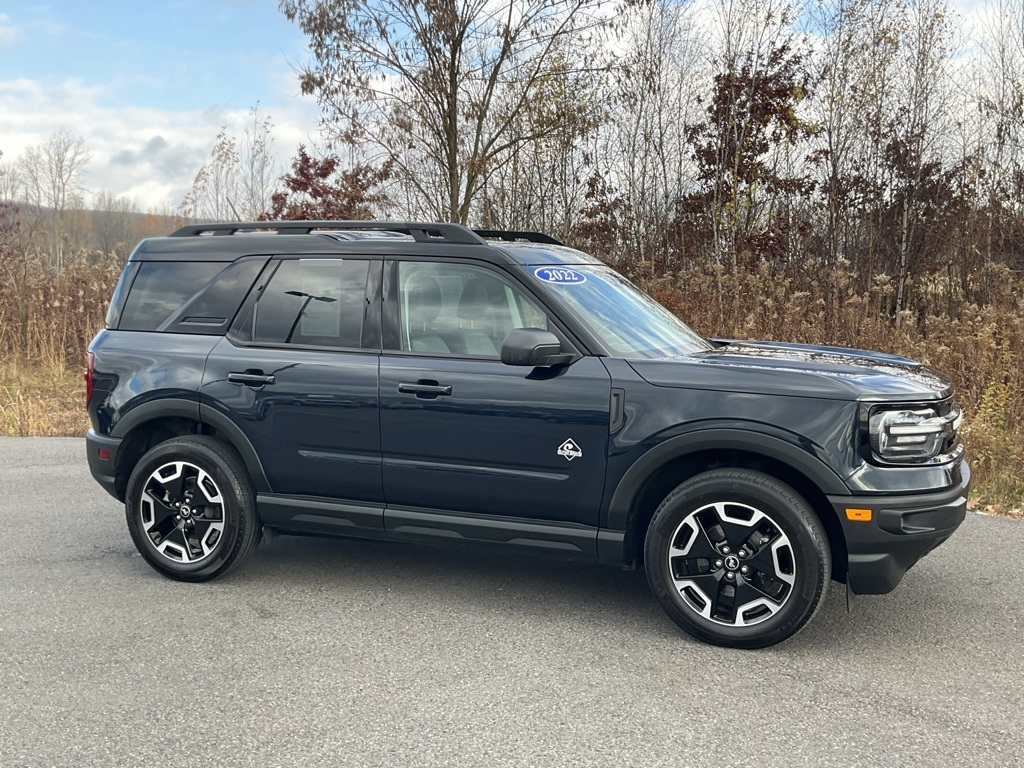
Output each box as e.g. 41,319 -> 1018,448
86,221 -> 969,648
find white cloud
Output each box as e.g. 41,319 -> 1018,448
0,13 -> 21,48
0,77 -> 321,212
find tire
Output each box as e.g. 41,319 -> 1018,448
644,469 -> 830,649
124,436 -> 260,582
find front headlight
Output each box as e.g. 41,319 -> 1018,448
868,405 -> 962,463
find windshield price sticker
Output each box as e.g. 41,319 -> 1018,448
535,267 -> 586,285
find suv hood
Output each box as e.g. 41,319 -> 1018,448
627,340 -> 953,401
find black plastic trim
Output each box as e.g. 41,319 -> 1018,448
384,506 -> 597,556
110,398 -> 201,439
604,428 -> 850,532
171,220 -> 488,245
474,229 -> 564,246
86,429 -> 123,500
833,460 -> 969,594
597,529 -> 627,565
257,494 -> 385,537
610,388 -> 625,433
106,398 -> 272,495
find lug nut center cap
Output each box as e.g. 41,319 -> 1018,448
180,505 -> 192,517
724,554 -> 740,571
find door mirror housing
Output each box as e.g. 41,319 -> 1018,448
500,328 -> 575,367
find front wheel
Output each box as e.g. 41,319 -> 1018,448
124,436 -> 260,582
644,469 -> 830,649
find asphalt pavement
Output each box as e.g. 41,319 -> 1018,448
1,438 -> 1021,767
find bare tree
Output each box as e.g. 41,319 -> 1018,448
90,190 -> 138,262
181,128 -> 240,221
969,0 -> 1024,277
0,154 -> 22,203
686,0 -> 814,285
280,0 -> 613,223
16,131 -> 90,269
886,0 -> 955,323
479,53 -> 606,239
182,106 -> 279,222
238,105 -> 280,220
608,0 -> 705,272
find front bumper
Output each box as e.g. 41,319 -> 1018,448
86,428 -> 124,501
830,460 -> 970,594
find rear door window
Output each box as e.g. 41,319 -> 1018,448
248,259 -> 372,349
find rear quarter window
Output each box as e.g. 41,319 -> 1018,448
118,262 -> 225,331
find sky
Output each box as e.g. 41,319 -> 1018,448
0,0 -> 321,212
0,0 -> 993,214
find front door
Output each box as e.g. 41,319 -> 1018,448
379,259 -> 611,540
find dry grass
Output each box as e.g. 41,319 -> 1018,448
0,246 -> 1021,514
635,260 -> 1024,513
0,361 -> 89,437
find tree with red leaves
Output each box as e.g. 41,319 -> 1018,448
262,145 -> 391,221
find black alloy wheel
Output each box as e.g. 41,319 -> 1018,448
125,436 -> 260,582
645,469 -> 830,649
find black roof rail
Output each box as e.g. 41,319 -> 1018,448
169,220 -> 487,245
474,229 -> 564,246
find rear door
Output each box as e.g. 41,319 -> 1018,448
201,255 -> 384,534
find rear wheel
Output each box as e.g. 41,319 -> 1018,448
644,469 -> 830,648
124,436 -> 260,582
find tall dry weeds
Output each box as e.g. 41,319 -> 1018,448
0,245 -> 1021,507
637,260 -> 1024,508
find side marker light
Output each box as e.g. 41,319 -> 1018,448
846,508 -> 872,522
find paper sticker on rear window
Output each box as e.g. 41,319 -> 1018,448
534,267 -> 586,285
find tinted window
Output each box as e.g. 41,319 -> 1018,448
119,262 -> 224,331
252,259 -> 370,348
163,257 -> 268,334
105,262 -> 138,329
392,261 -> 550,357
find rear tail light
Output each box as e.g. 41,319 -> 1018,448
85,352 -> 95,405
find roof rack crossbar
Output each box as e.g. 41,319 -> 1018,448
169,221 -> 487,245
473,229 -> 564,246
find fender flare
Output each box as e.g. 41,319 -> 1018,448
604,428 -> 849,533
111,397 -> 200,438
110,397 -> 271,493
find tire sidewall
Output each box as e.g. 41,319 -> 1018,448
125,438 -> 252,582
646,471 -> 829,648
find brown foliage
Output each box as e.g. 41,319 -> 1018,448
632,260 -> 1024,508
0,248 -> 120,368
0,212 -> 1020,507
261,145 -> 391,221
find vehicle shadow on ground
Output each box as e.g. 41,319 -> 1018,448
177,531 -> 948,652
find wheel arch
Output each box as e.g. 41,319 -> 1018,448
606,430 -> 849,579
109,398 -> 271,500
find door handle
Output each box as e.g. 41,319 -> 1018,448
228,371 -> 276,386
398,381 -> 452,397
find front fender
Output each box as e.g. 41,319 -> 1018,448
605,427 -> 850,533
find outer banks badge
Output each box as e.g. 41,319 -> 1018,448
557,438 -> 583,461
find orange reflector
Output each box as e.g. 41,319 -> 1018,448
846,508 -> 872,522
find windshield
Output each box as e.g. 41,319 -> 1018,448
528,265 -> 711,358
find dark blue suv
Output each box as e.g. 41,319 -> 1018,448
86,221 -> 969,647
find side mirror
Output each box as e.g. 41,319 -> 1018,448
500,328 -> 574,367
